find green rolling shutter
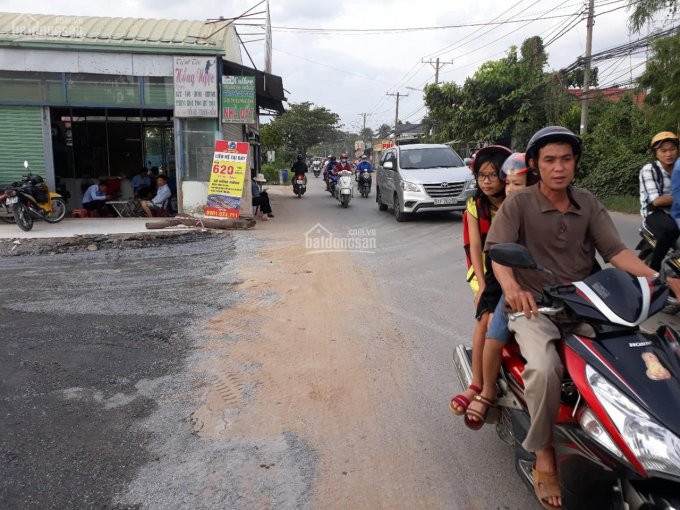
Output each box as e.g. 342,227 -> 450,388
0,106 -> 45,184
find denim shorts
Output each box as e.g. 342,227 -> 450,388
487,295 -> 511,343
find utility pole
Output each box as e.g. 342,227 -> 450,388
387,92 -> 409,140
580,0 -> 595,135
358,112 -> 370,133
421,57 -> 454,85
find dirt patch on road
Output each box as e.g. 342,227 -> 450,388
186,239 -> 445,508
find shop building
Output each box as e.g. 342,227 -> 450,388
0,12 -> 284,215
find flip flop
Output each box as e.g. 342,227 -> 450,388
532,464 -> 562,509
449,384 -> 482,415
463,394 -> 496,430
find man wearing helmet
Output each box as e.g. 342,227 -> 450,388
334,153 -> 352,174
323,155 -> 337,191
639,132 -> 680,271
485,126 -> 680,509
291,154 -> 308,179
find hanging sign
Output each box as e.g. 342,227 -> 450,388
221,75 -> 256,124
205,140 -> 249,218
173,56 -> 218,117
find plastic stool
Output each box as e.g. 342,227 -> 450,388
72,208 -> 88,218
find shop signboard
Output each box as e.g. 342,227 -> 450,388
221,76 -> 256,124
205,140 -> 249,218
173,56 -> 218,117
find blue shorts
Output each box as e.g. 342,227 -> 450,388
487,295 -> 511,343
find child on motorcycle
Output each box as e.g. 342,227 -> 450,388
463,153 -> 538,429
450,145 -> 511,416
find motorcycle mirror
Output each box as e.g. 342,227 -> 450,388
489,243 -> 538,270
23,160 -> 29,169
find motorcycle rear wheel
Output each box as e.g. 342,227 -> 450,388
44,197 -> 67,223
13,203 -> 33,231
341,195 -> 350,208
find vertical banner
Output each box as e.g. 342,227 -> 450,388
205,140 -> 249,218
221,76 -> 256,124
173,56 -> 218,117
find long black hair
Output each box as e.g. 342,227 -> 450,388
473,152 -> 508,221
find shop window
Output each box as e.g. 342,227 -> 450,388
183,119 -> 219,181
0,71 -> 63,103
67,73 -> 140,106
144,77 -> 174,107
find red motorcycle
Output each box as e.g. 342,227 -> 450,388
454,243 -> 680,510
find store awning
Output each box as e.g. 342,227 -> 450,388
221,60 -> 286,114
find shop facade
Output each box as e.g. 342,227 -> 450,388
0,13 -> 284,215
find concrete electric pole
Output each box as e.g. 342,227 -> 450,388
580,0 -> 595,135
421,57 -> 454,85
386,92 -> 409,139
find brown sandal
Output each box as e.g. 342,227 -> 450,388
532,464 -> 562,509
463,394 -> 496,430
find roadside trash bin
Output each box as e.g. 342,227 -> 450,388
279,169 -> 288,184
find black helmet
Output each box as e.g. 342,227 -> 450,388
525,126 -> 582,167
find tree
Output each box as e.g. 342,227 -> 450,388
260,122 -> 283,153
268,102 -> 340,158
638,30 -> 680,131
565,67 -> 599,88
629,0 -> 679,32
377,124 -> 392,139
359,127 -> 374,143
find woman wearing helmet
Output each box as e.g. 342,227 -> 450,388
639,131 -> 680,271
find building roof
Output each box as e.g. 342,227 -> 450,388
395,122 -> 425,137
568,87 -> 646,105
0,12 -> 240,56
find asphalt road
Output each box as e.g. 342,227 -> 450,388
0,176 -> 647,509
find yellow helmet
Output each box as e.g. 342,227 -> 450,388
650,131 -> 679,150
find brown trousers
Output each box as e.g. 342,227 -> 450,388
508,314 -> 593,452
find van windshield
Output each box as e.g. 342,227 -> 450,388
399,148 -> 464,169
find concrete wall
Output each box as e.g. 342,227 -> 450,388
181,180 -> 209,215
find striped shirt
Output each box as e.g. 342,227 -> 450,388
639,160 -> 672,217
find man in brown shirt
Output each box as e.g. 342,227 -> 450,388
485,126 -> 680,509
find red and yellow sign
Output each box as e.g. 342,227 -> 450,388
205,140 -> 249,218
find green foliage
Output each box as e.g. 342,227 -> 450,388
265,102 -> 340,158
599,195 -> 641,214
639,30 -> 680,131
360,127 -> 374,143
424,36 -> 572,149
377,123 -> 392,139
628,0 -> 678,32
576,96 -> 651,197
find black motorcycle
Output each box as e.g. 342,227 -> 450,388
3,174 -> 67,231
357,170 -> 372,198
636,224 -> 680,278
292,174 -> 307,198
454,243 -> 680,510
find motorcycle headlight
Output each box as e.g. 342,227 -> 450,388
400,181 -> 422,193
586,364 -> 680,477
464,179 -> 476,192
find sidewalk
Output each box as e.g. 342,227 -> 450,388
0,218 -> 174,240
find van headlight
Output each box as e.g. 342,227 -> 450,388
401,181 -> 422,192
464,179 -> 476,192
586,364 -> 680,477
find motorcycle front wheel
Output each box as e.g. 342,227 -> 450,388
13,203 -> 33,231
44,197 -> 67,223
341,195 -> 350,208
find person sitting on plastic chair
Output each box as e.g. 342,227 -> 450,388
140,174 -> 172,218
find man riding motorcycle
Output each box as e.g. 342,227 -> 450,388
324,155 -> 337,191
355,155 -> 373,178
334,153 -> 352,174
291,154 -> 308,178
485,126 -> 680,509
639,131 -> 680,271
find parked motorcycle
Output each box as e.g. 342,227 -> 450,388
453,243 -> 680,510
335,170 -> 353,208
636,224 -> 680,278
357,170 -> 372,198
2,161 -> 67,231
292,174 -> 307,198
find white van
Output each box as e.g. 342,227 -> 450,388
376,144 -> 476,221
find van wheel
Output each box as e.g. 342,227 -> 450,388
377,187 -> 388,211
393,193 -> 408,222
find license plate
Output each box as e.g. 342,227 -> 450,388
6,196 -> 18,205
434,197 -> 456,205
341,189 -> 351,195
297,180 -> 304,184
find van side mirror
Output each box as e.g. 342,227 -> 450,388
489,243 -> 537,269
383,161 -> 393,170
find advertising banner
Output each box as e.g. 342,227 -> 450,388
205,140 -> 249,218
173,56 -> 218,117
221,75 -> 256,124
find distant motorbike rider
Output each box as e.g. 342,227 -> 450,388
324,155 -> 337,190
356,155 -> 373,173
334,153 -> 352,174
639,131 -> 680,271
291,154 -> 308,178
